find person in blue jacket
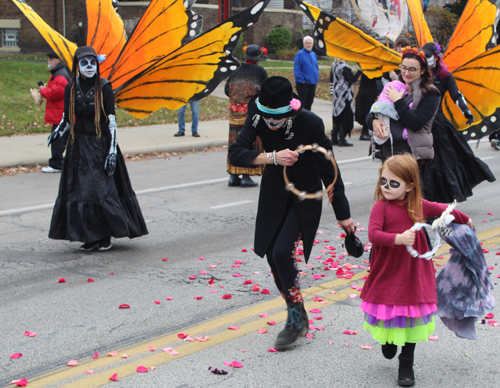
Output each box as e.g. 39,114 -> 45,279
294,36 -> 319,111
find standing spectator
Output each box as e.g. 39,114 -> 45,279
330,59 -> 361,146
174,101 -> 200,137
294,36 -> 319,111
40,50 -> 70,173
225,44 -> 268,187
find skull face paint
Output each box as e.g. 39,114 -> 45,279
79,56 -> 97,78
426,55 -> 435,68
263,117 -> 287,130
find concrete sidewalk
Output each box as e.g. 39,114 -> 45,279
0,84 -> 360,168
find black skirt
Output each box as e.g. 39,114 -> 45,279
49,134 -> 148,242
422,112 -> 496,203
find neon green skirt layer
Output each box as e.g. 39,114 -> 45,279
363,315 -> 436,346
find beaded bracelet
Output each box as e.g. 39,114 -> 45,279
272,150 -> 278,165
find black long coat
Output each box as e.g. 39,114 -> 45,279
228,110 -> 351,261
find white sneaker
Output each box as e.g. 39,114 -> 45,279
42,166 -> 62,173
491,139 -> 500,151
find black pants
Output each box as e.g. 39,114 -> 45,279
296,83 -> 316,111
265,206 -> 302,304
49,124 -> 69,170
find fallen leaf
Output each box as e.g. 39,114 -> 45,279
136,366 -> 148,373
24,331 -> 36,337
66,360 -> 78,366
267,347 -> 278,352
261,289 -> 271,294
107,351 -> 118,357
258,328 -> 268,334
87,278 -> 95,283
57,278 -> 66,283
118,304 -> 130,309
222,294 -> 232,299
228,326 -> 239,330
109,373 -> 118,381
10,353 -> 22,359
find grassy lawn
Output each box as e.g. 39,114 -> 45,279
0,55 -> 359,137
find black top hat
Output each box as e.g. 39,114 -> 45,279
345,228 -> 363,258
421,42 -> 440,58
74,46 -> 98,60
248,76 -> 303,119
46,50 -> 59,59
243,45 -> 266,62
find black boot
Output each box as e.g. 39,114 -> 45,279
398,355 -> 415,387
240,174 -> 258,187
274,303 -> 307,350
338,138 -> 353,146
382,343 -> 397,359
300,302 -> 309,329
228,174 -> 241,187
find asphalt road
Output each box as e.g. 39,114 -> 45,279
0,140 -> 499,388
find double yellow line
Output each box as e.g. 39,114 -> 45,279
9,226 -> 500,387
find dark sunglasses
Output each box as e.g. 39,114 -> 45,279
381,177 -> 401,189
79,58 -> 97,67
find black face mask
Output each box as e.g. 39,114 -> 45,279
381,177 -> 401,189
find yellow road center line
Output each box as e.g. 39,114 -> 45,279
11,226 -> 500,388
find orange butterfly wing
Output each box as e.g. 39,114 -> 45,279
108,0 -> 202,91
406,0 -> 433,47
85,0 -> 127,79
443,0 -> 500,73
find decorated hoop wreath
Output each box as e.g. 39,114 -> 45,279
283,144 -> 338,200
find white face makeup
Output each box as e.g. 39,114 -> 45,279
380,167 -> 413,201
426,55 -> 435,67
79,56 -> 97,78
263,117 -> 287,130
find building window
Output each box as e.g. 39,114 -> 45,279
2,29 -> 19,47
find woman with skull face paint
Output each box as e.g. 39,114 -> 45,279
419,42 -> 495,203
361,154 -> 473,387
229,76 -> 355,351
47,46 -> 148,251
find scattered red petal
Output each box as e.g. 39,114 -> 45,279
487,266 -> 494,270
222,294 -> 232,299
314,296 -> 324,302
313,316 -> 323,320
136,366 -> 148,373
483,249 -> 490,253
162,258 -> 168,261
228,326 -> 239,330
87,278 -> 95,283
67,360 -> 78,366
241,249 -> 248,252
253,284 -> 261,292
267,321 -> 276,326
261,289 -> 271,294
267,347 -> 278,352
110,272 -> 114,275
258,328 -> 268,334
109,373 -> 118,381
361,345 -> 373,350
312,274 -> 322,280
13,379 -> 28,387
345,343 -> 351,347
57,278 -> 66,283
107,351 -> 118,357
310,308 -> 322,313
487,212 -> 494,215
428,335 -> 439,340
199,257 -> 206,260
154,300 -> 160,304
194,296 -> 203,300
208,279 -> 214,284
231,361 -> 243,368
24,331 -> 36,337
232,273 -> 243,277
306,333 -> 314,338
189,275 -> 196,280
91,352 -> 98,359
10,353 -> 22,359
200,270 -> 207,275
259,313 -> 268,317
166,297 -> 173,300
121,354 -> 128,358
243,279 -> 253,285
234,260 -> 244,264
485,313 -> 495,319
84,370 -> 93,374
178,333 -> 188,339
488,320 -> 499,327
118,304 -> 130,309
148,346 -> 156,351
342,330 -> 358,335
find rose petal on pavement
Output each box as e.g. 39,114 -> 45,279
194,296 -> 203,300
222,294 -> 232,299
261,289 -> 271,294
258,328 -> 268,334
231,361 -> 243,368
170,350 -> 179,355
121,354 -> 128,358
232,273 -> 243,277
361,345 -> 373,350
84,370 -> 93,374
162,258 -> 168,261
259,313 -> 268,317
109,373 -> 118,381
154,300 -> 160,304
162,348 -> 172,352
267,347 -> 278,352
428,335 -> 439,341
228,326 -> 239,330
199,257 -> 206,260
166,297 -> 173,300
313,316 -> 323,320
58,278 -> 66,283
488,320 -> 499,327
13,378 -> 28,387
310,309 -> 322,313
136,366 -> 148,373
189,275 -> 196,280
306,333 -> 314,338
178,333 -> 188,339
342,330 -> 358,335
24,331 -> 36,337
253,285 -> 261,292
267,321 -> 276,325
87,278 -> 95,283
148,346 -> 156,351
348,294 -> 357,299
118,304 -> 130,309
91,352 -> 98,359
210,290 -> 218,293
485,313 -> 495,319
66,360 -> 78,366
151,366 -> 155,372
10,353 -> 22,359
107,351 -> 118,357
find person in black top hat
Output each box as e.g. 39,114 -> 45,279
47,46 -> 148,251
229,76 -> 355,351
39,50 -> 71,173
225,44 -> 268,187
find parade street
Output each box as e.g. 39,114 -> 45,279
1,140 -> 499,387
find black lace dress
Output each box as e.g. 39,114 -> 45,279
49,76 -> 148,243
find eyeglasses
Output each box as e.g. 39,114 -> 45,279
399,65 -> 420,74
79,58 -> 97,67
381,177 -> 401,189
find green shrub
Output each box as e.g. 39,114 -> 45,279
267,26 -> 293,52
234,32 -> 245,59
276,47 -> 298,60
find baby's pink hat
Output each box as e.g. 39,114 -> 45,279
378,80 -> 407,103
